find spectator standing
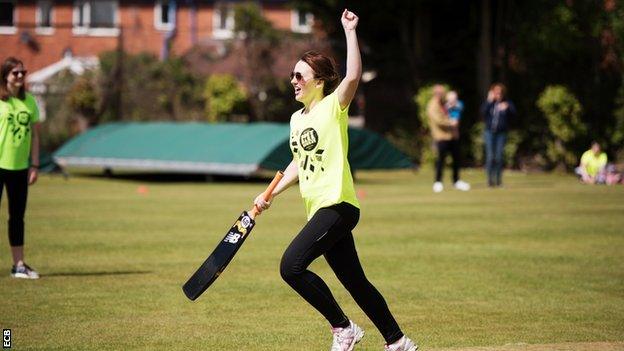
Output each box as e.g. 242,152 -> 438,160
481,83 -> 516,187
427,85 -> 470,193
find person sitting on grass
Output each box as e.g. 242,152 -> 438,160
575,141 -> 607,184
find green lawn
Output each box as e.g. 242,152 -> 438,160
1,169 -> 623,350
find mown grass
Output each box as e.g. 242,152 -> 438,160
0,169 -> 623,350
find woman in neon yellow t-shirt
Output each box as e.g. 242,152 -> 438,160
253,10 -> 417,351
0,57 -> 41,279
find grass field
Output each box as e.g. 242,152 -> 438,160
1,169 -> 623,350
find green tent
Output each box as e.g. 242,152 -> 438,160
53,122 -> 412,176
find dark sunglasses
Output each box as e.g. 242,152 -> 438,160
290,71 -> 308,82
10,70 -> 27,77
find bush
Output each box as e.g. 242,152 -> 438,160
66,73 -> 99,121
204,74 -> 248,122
536,85 -> 585,169
99,52 -> 205,122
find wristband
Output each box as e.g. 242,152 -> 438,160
30,164 -> 39,169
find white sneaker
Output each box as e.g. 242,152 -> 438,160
385,336 -> 418,351
433,182 -> 443,193
11,263 -> 40,279
454,180 -> 471,191
330,320 -> 364,351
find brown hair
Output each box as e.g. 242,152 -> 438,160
490,82 -> 507,100
1,57 -> 26,101
300,51 -> 340,96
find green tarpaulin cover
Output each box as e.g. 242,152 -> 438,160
53,122 -> 412,176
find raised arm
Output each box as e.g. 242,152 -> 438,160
336,9 -> 361,110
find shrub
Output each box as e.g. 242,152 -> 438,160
204,74 -> 248,122
536,85 -> 585,169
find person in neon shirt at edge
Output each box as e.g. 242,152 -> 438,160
253,9 -> 418,351
0,57 -> 41,279
576,141 -> 608,184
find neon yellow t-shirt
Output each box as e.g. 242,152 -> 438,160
580,150 -> 607,177
0,93 -> 40,170
289,91 -> 360,219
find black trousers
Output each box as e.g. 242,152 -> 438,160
280,202 -> 403,344
0,168 -> 28,247
435,139 -> 460,183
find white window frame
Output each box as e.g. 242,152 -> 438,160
154,0 -> 175,31
212,4 -> 234,39
291,9 -> 313,34
0,0 -> 17,35
72,0 -> 120,37
35,0 -> 54,35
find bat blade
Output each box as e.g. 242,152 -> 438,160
182,211 -> 256,301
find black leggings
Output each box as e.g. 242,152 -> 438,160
0,168 -> 28,247
435,139 -> 460,183
280,202 -> 403,344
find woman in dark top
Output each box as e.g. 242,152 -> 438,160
481,83 -> 516,187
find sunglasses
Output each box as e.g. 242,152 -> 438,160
10,70 -> 27,77
290,71 -> 316,82
290,71 -> 305,82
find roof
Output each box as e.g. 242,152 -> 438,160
27,55 -> 99,94
53,122 -> 413,176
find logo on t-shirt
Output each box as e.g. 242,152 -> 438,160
299,128 -> 318,151
291,128 -> 325,180
7,111 -> 32,146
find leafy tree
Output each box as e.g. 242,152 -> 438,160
233,2 -> 281,121
66,73 -> 99,123
204,74 -> 248,122
537,85 -> 585,169
98,51 -> 204,123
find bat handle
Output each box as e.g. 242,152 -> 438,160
249,170 -> 284,219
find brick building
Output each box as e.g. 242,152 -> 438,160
0,0 -> 314,71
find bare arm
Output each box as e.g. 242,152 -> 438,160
271,159 -> 298,197
253,159 -> 298,212
335,9 -> 361,110
28,123 -> 40,185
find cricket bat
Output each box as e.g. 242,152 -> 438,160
182,171 -> 284,301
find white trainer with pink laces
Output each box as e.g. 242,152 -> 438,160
384,335 -> 418,351
330,320 -> 364,351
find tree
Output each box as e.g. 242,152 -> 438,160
203,74 -> 248,122
233,2 -> 280,121
537,85 -> 585,169
98,51 -> 204,123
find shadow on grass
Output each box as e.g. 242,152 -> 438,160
42,270 -> 152,278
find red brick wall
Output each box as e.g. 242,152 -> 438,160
1,2 -> 297,72
263,4 -> 293,31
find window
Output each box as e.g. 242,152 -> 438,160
73,0 -> 119,36
291,9 -> 313,34
0,0 -> 16,34
36,0 -> 54,34
155,0 -> 174,31
212,4 -> 234,39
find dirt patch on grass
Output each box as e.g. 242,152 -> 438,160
432,341 -> 624,351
